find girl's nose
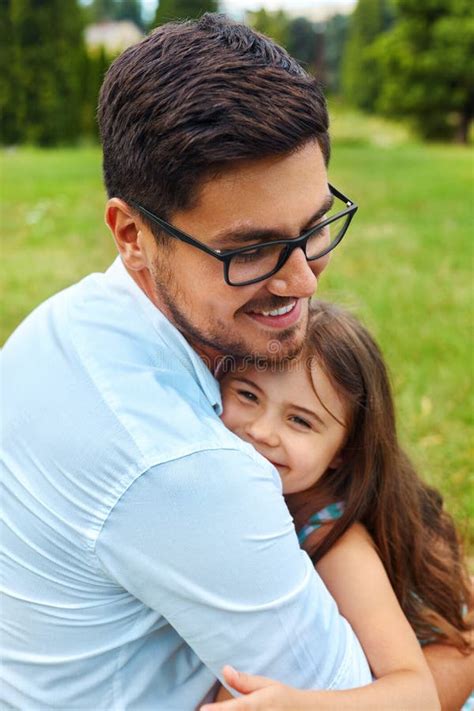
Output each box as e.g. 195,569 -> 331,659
244,416 -> 280,448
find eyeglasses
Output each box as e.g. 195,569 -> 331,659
130,184 -> 357,287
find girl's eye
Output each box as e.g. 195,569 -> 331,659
290,415 -> 311,429
237,389 -> 258,402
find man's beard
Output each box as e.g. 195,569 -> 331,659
152,256 -> 308,364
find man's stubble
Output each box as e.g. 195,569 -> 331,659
151,254 -> 309,365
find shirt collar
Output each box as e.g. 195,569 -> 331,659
105,257 -> 223,415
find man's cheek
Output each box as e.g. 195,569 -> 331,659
314,252 -> 331,278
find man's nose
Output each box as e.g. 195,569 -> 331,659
244,416 -> 280,448
266,247 -> 325,298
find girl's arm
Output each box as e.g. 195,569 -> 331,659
313,521 -> 439,707
203,522 -> 440,710
423,642 -> 474,711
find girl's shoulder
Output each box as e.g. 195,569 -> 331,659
298,501 -> 345,547
299,503 -> 375,561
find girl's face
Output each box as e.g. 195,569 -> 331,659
220,358 -> 347,494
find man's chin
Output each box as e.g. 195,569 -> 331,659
257,337 -> 305,363
247,322 -> 308,363
241,300 -> 309,358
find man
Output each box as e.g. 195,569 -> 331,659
1,14 -> 440,710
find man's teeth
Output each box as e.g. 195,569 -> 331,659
259,302 -> 295,317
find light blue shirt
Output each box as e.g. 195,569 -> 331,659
1,257 -> 371,710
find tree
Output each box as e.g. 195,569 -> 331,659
323,13 -> 350,94
286,17 -> 320,75
373,0 -> 474,142
247,8 -> 290,48
2,0 -> 87,146
153,0 -> 218,27
0,0 -> 25,144
115,0 -> 143,29
85,0 -> 145,30
80,45 -> 112,139
86,0 -> 116,22
342,0 -> 394,110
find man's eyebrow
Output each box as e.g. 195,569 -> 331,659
213,193 -> 335,247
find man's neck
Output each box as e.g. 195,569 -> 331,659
125,264 -> 159,309
186,341 -> 228,378
125,264 -> 226,377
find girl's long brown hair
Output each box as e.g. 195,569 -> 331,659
287,300 -> 472,651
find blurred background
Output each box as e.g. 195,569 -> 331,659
1,0 -> 473,548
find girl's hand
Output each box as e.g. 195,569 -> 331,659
200,666 -> 317,711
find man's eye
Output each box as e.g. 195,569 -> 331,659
232,248 -> 265,264
238,390 -> 258,402
290,415 -> 311,429
308,224 -> 328,239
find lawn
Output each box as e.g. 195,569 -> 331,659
2,106 -> 473,547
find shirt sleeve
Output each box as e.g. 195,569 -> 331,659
95,448 -> 371,692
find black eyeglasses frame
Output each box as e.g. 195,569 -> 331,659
129,183 -> 358,287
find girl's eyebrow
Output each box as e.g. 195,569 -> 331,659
232,376 -> 263,392
289,404 -> 327,429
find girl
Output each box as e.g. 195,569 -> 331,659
207,300 -> 473,710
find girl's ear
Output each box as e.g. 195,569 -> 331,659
328,453 -> 343,470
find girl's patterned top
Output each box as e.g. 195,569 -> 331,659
298,501 -> 474,711
297,501 -> 344,546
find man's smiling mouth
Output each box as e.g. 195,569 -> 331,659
245,300 -> 301,328
256,302 -> 296,317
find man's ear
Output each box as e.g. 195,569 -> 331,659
105,198 -> 148,271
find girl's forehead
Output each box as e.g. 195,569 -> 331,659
238,354 -> 319,381
229,358 -> 323,396
230,358 -> 313,385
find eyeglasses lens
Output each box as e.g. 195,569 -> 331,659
228,212 -> 349,286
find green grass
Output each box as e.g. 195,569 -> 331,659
2,108 -> 473,548
1,146 -> 115,331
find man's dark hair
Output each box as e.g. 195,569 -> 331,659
98,13 -> 330,232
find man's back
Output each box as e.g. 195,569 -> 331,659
2,258 -> 371,709
2,259 -> 224,708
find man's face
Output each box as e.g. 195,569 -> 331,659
144,140 -> 331,363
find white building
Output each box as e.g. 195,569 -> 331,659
85,21 -> 144,54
